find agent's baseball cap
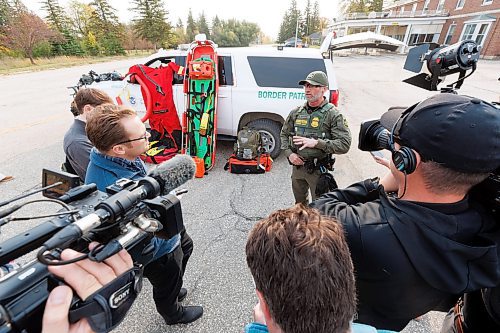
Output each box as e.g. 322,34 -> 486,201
298,71 -> 329,87
380,93 -> 500,173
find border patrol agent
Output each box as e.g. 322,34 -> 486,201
280,71 -> 351,204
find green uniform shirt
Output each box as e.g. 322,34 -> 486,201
280,98 -> 351,160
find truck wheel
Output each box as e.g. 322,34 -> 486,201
247,119 -> 282,159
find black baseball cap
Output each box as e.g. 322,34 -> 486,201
380,93 -> 500,173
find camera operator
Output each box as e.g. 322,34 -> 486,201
84,104 -> 203,325
311,93 -> 500,331
42,245 -> 133,333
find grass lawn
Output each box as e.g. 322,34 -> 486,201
0,50 -> 153,75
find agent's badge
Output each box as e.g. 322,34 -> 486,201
295,118 -> 308,126
311,117 -> 320,128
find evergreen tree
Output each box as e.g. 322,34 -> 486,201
10,0 -> 26,14
311,1 -> 321,33
277,0 -> 300,43
185,9 -> 197,42
42,0 -> 84,56
197,11 -> 210,39
211,18 -> 259,47
0,0 -> 12,29
131,0 -> 172,51
368,0 -> 383,12
304,0 -> 312,37
42,0 -> 66,31
173,18 -> 187,44
88,0 -> 124,55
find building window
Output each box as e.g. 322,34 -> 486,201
482,0 -> 493,5
462,23 -> 476,40
408,33 -> 439,45
437,0 -> 446,11
461,23 -> 491,46
456,0 -> 466,9
445,24 -> 456,44
400,6 -> 405,15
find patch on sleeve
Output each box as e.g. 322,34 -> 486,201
337,115 -> 349,128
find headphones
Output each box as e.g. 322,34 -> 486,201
388,103 -> 419,174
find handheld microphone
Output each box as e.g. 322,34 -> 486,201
148,154 -> 196,195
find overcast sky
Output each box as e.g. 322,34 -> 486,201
22,0 -> 339,38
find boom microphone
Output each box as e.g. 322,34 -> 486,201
148,154 -> 196,195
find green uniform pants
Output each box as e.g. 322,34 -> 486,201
291,165 -> 321,205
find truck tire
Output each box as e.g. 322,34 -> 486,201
247,119 -> 282,159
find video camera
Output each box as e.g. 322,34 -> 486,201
0,169 -> 185,332
357,40 -> 499,220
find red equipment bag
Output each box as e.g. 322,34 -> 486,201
224,154 -> 273,174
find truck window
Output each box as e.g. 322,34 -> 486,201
218,56 -> 233,86
173,56 -> 186,85
247,56 -> 326,88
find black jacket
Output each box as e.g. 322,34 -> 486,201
310,179 -> 500,331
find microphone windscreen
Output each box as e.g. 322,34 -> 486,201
148,154 -> 196,195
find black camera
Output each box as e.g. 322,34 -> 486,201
358,40 -> 499,221
0,170 -> 184,332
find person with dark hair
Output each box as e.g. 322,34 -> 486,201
311,94 -> 500,331
84,104 -> 203,326
63,88 -> 114,181
244,205 -> 394,333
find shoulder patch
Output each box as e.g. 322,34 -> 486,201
337,114 -> 349,128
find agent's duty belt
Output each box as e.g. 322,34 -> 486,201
298,156 -> 335,174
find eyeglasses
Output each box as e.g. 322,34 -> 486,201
116,131 -> 149,145
303,83 -> 323,88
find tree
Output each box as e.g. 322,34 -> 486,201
42,0 -> 84,56
185,9 -> 197,42
42,0 -> 66,31
0,0 -> 11,29
310,1 -> 321,33
131,0 -> 172,51
304,0 -> 312,36
211,18 -> 259,47
67,0 -> 93,36
277,0 -> 300,43
88,0 -> 125,55
197,11 -> 210,39
368,0 -> 383,12
122,23 -> 153,50
341,0 -> 383,14
3,11 -> 56,64
173,18 -> 187,44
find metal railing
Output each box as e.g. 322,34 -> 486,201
342,9 -> 449,20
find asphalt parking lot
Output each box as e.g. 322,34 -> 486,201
0,52 -> 498,333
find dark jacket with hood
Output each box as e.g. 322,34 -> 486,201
310,178 -> 500,331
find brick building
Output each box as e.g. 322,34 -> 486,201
329,0 -> 499,58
